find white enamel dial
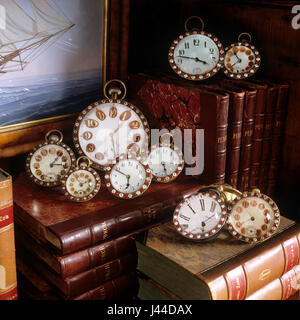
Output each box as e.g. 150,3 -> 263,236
174,34 -> 219,74
110,159 -> 147,194
74,100 -> 149,170
29,144 -> 73,185
173,192 -> 227,241
223,42 -> 261,79
147,146 -> 182,179
169,31 -> 224,80
227,192 -> 280,242
65,170 -> 97,198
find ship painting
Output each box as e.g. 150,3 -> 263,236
0,0 -> 104,128
0,0 -> 74,74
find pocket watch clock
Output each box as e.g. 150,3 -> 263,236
26,130 -> 76,187
173,191 -> 227,241
223,32 -> 261,79
227,189 -> 280,243
147,133 -> 184,183
104,144 -> 152,199
61,156 -> 101,202
168,16 -> 224,80
73,79 -> 150,171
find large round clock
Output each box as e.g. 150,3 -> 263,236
73,80 -> 150,171
168,16 -> 224,80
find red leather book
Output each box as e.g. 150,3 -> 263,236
136,217 -> 299,300
14,222 -> 136,279
14,172 -> 200,255
266,83 -> 289,196
128,73 -> 229,185
246,265 -> 300,300
17,244 -> 137,299
0,168 -> 18,300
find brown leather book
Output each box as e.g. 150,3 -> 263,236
14,221 -> 136,279
0,168 -> 18,300
127,73 -> 229,185
266,83 -> 289,196
220,80 -> 257,192
14,172 -> 200,255
136,216 -> 299,300
246,265 -> 300,300
17,244 -> 137,299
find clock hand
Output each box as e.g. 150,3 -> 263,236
115,169 -> 131,181
176,55 -> 208,64
187,204 -> 196,214
49,157 -> 59,168
161,162 -> 167,174
110,122 -> 124,137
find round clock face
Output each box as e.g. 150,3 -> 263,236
173,192 -> 227,241
62,166 -> 101,202
227,191 -> 280,243
73,99 -> 150,170
26,142 -> 75,187
147,146 -> 184,183
223,43 -> 261,79
104,156 -> 152,199
169,31 -> 224,80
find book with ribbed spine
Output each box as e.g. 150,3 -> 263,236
0,168 -> 18,300
135,216 -> 299,300
14,173 -> 201,255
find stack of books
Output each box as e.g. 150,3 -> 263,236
13,172 -> 200,300
128,73 -> 289,196
135,218 -> 300,300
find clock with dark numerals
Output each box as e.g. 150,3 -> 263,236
173,191 -> 227,241
168,16 -> 224,80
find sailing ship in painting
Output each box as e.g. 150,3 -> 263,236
0,0 -> 103,127
0,0 -> 74,74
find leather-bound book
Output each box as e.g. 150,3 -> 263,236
128,73 -> 229,185
0,168 -> 18,300
135,216 -> 299,300
220,80 -> 257,192
266,83 -> 289,196
14,222 -> 136,279
17,245 -> 137,299
249,80 -> 278,193
246,265 -> 300,300
14,172 -> 200,255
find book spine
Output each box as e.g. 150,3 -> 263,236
50,182 -> 198,255
246,265 -> 300,300
73,272 -> 138,300
15,222 -> 136,279
237,91 -> 256,192
0,169 -> 18,300
258,87 -> 278,193
225,93 -> 244,188
249,87 -> 267,189
266,85 -> 289,196
215,96 -> 229,184
207,231 -> 300,300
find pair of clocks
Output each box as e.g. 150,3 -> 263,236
26,80 -> 184,202
173,184 -> 281,244
168,16 -> 261,80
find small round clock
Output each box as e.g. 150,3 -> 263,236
173,191 -> 227,241
73,79 -> 150,171
61,156 -> 101,202
227,189 -> 280,243
26,130 -> 76,187
147,133 -> 184,183
104,144 -> 152,199
223,33 -> 261,79
168,16 -> 224,80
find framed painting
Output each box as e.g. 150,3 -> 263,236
0,0 -> 109,134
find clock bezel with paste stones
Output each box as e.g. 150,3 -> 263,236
26,140 -> 76,187
226,190 -> 280,243
73,99 -> 150,171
